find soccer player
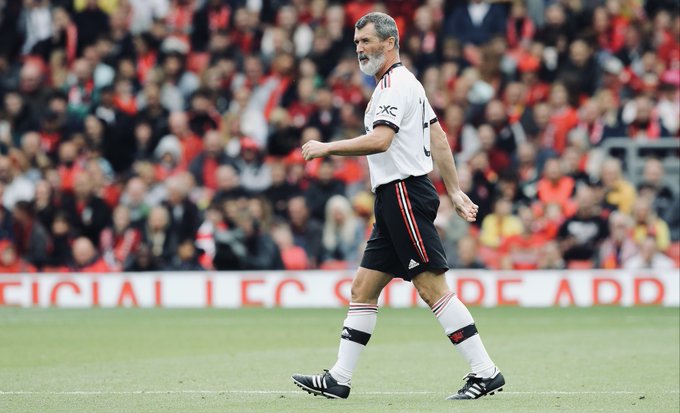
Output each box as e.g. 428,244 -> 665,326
292,12 -> 504,400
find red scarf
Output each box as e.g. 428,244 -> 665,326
167,3 -> 193,34
507,17 -> 535,49
65,23 -> 78,65
137,52 -> 157,83
208,6 -> 230,31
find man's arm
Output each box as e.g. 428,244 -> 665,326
301,126 -> 395,160
430,121 -> 479,222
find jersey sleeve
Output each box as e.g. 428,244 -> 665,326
426,100 -> 438,124
372,86 -> 407,133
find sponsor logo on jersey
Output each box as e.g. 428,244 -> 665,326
377,105 -> 398,117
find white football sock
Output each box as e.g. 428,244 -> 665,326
431,292 -> 496,378
329,303 -> 378,383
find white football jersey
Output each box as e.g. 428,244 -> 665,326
364,63 -> 438,192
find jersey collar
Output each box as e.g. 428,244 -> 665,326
379,62 -> 403,81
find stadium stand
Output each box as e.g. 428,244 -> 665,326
0,0 -> 677,273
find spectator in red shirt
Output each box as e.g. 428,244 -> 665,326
61,172 -> 112,247
188,130 -> 236,191
536,157 -> 575,206
597,7 -> 626,53
0,239 -> 36,273
168,111 -> 203,166
544,83 -> 578,154
100,205 -> 141,270
71,236 -> 112,273
518,54 -> 550,106
506,1 -> 534,51
503,81 -> 528,124
285,77 -> 318,130
56,141 -> 84,193
477,124 -> 510,174
500,205 -> 548,270
623,95 -> 669,139
271,221 -> 309,270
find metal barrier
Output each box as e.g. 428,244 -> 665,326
598,138 -> 680,189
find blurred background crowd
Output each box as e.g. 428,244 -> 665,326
0,0 -> 678,273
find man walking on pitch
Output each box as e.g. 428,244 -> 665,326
292,12 -> 504,400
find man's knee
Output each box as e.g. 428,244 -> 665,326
413,271 -> 449,308
349,267 -> 391,304
350,279 -> 380,304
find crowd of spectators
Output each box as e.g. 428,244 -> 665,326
0,0 -> 678,274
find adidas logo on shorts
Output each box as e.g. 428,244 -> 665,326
408,259 -> 419,269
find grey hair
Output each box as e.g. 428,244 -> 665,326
355,12 -> 399,49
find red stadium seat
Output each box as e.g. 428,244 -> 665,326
319,260 -> 350,270
478,246 -> 502,270
567,260 -> 595,269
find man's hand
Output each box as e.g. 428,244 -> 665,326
450,190 -> 479,222
301,140 -> 330,160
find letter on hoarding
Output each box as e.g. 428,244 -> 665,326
241,279 -> 265,307
117,281 -> 139,307
50,281 -> 81,306
0,281 -> 21,306
593,278 -> 622,305
275,278 -> 305,306
553,278 -> 575,306
497,278 -> 522,306
334,278 -> 353,306
634,277 -> 664,305
455,278 -> 484,305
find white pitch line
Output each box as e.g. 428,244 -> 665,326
0,390 -> 677,396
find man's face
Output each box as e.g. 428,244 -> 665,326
354,23 -> 388,76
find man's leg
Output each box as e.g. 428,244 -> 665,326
413,271 -> 504,399
328,267 -> 393,383
292,267 -> 392,399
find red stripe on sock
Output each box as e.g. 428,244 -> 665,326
432,292 -> 452,311
434,295 -> 453,317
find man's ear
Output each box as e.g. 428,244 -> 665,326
386,37 -> 396,51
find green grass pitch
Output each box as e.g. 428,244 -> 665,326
0,307 -> 678,413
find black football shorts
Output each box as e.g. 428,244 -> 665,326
360,175 -> 449,281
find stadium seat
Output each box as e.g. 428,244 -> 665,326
478,246 -> 502,270
567,260 -> 595,269
319,260 -> 350,270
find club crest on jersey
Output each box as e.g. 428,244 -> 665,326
377,105 -> 398,117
